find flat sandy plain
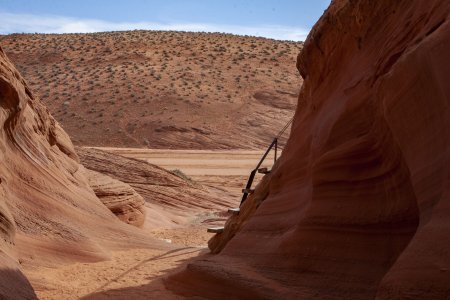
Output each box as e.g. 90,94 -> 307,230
94,147 -> 278,201
28,147 -> 277,299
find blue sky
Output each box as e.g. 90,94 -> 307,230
0,0 -> 331,41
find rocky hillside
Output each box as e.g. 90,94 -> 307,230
167,0 -> 450,299
0,31 -> 302,149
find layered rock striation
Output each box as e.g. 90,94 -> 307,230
167,1 -> 450,299
0,46 -> 169,298
84,169 -> 146,227
77,147 -> 229,228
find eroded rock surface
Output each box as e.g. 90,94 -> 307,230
167,1 -> 450,299
85,169 -> 146,227
0,46 -> 169,298
77,147 -> 230,228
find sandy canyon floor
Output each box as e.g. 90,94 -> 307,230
24,148 -> 276,299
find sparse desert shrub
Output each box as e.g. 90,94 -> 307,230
171,169 -> 193,182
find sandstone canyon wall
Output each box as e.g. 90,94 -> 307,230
0,46 -> 171,298
168,0 -> 450,299
77,147 -> 230,228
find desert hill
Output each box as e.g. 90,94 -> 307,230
0,31 -> 302,149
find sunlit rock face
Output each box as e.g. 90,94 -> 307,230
76,147 -> 229,228
0,46 -> 165,298
167,1 -> 450,299
84,169 -> 146,227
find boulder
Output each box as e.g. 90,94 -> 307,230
84,169 -> 146,227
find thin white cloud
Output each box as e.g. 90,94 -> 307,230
0,12 -> 308,41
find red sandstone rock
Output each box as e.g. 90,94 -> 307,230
84,169 -> 146,227
167,1 -> 450,299
0,46 -> 169,297
77,147 -> 230,228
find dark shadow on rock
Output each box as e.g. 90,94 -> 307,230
0,268 -> 38,300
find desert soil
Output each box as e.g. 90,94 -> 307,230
0,31 -> 300,149
27,247 -> 206,300
24,148 -> 275,299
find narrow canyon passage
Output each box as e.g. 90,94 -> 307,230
1,1 -> 449,299
21,149 -> 273,299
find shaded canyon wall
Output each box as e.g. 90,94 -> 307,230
168,0 -> 450,299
